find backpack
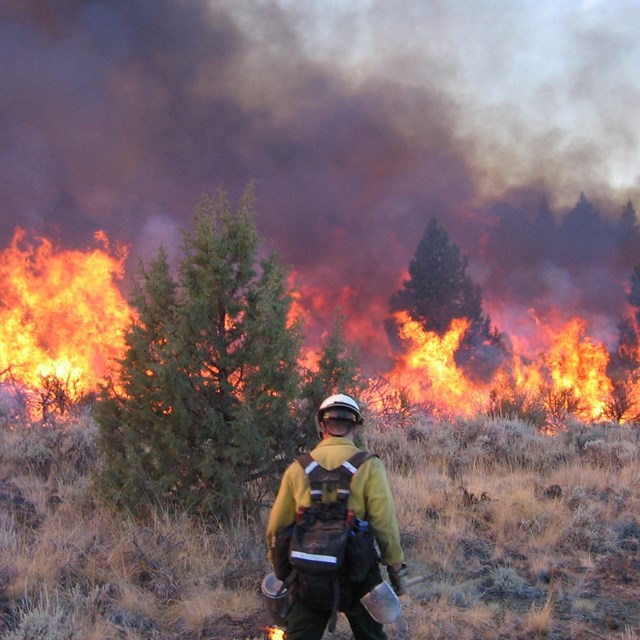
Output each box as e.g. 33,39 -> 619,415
287,450 -> 376,630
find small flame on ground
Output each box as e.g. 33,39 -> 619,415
266,626 -> 285,640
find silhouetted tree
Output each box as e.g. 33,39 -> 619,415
390,218 -> 485,334
389,218 -> 503,381
610,263 -> 640,377
560,193 -> 614,264
607,260 -> 640,421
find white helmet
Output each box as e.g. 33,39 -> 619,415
315,393 -> 364,435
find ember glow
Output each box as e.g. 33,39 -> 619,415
0,229 -> 133,403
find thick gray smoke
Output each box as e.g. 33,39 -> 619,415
2,1 -> 639,370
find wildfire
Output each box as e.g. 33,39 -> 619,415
386,310 -> 616,423
387,312 -> 487,416
285,275 -> 309,330
0,228 -> 134,412
0,228 -> 629,426
541,317 -> 612,421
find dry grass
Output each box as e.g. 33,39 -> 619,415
365,417 -> 640,640
1,413 -> 640,638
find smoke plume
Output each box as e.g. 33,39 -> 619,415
2,0 -> 640,371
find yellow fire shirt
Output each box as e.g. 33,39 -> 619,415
266,436 -> 404,567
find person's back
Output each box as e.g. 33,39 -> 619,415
266,393 -> 408,640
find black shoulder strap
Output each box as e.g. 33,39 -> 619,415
296,451 -> 374,502
344,450 -> 374,470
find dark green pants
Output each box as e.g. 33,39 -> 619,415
285,598 -> 388,640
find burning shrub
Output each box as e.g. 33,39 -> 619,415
539,385 -> 585,429
0,229 -> 133,425
601,383 -> 640,424
29,373 -> 81,423
0,383 -> 29,429
362,376 -> 421,430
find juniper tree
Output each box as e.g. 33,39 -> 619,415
594,198 -> 640,420
609,261 -> 640,380
96,186 -> 306,519
300,310 -> 362,434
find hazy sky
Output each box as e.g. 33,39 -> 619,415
2,0 -> 639,367
273,0 -> 640,198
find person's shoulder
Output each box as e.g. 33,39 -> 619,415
284,455 -> 307,476
354,448 -> 377,463
361,452 -> 386,473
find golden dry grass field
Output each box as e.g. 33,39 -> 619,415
1,411 -> 640,639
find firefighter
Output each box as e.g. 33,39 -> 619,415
266,393 -> 407,640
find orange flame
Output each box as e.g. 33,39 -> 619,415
0,229 -> 134,406
387,312 -> 486,417
0,230 -> 628,426
541,317 -> 612,421
266,627 -> 285,640
385,310 -> 615,423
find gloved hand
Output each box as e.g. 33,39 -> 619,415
387,563 -> 409,595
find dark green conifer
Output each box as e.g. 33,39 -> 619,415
389,217 -> 503,382
300,310 -> 361,426
96,186 -> 304,519
390,218 -> 485,334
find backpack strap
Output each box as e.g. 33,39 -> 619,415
296,451 -> 374,503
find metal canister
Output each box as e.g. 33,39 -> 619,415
260,572 -> 289,628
